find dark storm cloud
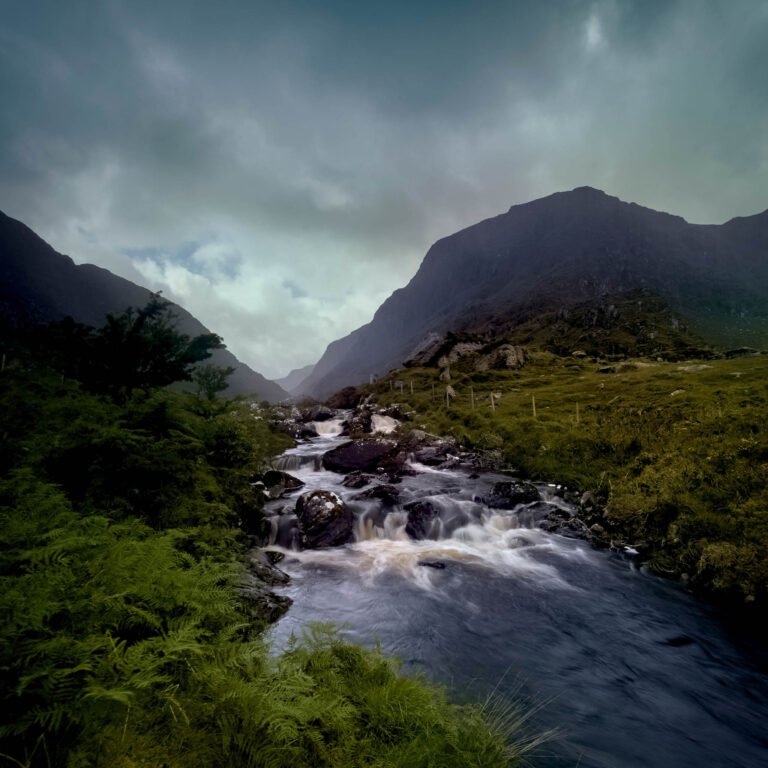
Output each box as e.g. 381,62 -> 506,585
1,0 -> 767,376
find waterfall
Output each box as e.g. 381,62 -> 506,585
371,414 -> 399,434
313,418 -> 345,436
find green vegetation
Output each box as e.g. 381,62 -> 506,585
364,352 -> 768,605
0,304 -> 531,767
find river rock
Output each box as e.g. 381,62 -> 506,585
263,469 -> 306,499
239,573 -> 293,624
340,471 -> 373,489
404,500 -> 440,540
306,404 -> 334,422
322,438 -> 402,474
248,549 -> 290,585
352,483 -> 401,506
343,407 -> 374,435
295,490 -> 353,548
486,480 -> 541,508
239,552 -> 293,624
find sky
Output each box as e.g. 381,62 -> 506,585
1,1 -> 767,379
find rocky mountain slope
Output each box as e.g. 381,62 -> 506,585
274,363 -> 315,395
0,210 -> 288,402
300,187 -> 768,398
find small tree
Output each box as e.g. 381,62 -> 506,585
194,363 -> 236,401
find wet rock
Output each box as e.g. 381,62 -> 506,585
263,469 -> 306,499
340,471 -> 372,489
558,518 -> 590,538
248,550 -> 290,585
513,501 -> 563,528
265,550 -> 285,565
322,438 -> 402,474
412,443 -> 452,466
239,573 -> 293,624
352,483 -> 401,506
417,560 -> 446,569
486,480 -> 541,508
404,500 -> 440,540
587,523 -> 610,548
589,523 -> 606,536
295,490 -> 353,548
307,404 -> 334,422
343,407 -> 373,435
238,551 -> 293,624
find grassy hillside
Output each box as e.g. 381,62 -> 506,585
359,352 -> 768,605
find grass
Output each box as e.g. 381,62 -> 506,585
360,352 -> 768,604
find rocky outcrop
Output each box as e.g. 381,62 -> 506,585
295,490 -> 353,548
322,438 -> 402,474
486,480 -> 541,508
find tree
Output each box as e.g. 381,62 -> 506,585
193,363 -> 236,401
89,294 -> 223,400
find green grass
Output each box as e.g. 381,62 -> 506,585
363,353 -> 768,604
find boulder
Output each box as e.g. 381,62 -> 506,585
263,469 -> 305,499
412,440 -> 454,466
295,490 -> 353,548
492,344 -> 526,369
404,500 -> 440,540
307,404 -> 334,422
322,438 -> 402,474
486,480 -> 541,508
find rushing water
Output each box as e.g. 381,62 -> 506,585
265,431 -> 768,768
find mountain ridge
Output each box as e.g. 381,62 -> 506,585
300,187 -> 768,398
0,210 -> 288,402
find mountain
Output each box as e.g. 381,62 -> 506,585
302,187 -> 768,398
0,210 -> 288,402
274,364 -> 315,395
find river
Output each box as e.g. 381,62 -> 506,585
263,426 -> 768,767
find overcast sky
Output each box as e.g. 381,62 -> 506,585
1,1 -> 767,378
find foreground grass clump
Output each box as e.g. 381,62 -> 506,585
0,362 -> 530,767
362,353 -> 768,604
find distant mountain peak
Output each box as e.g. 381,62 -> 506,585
301,190 -> 768,399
